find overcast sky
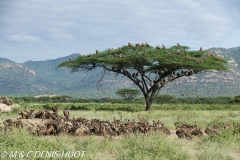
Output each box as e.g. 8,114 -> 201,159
0,0 -> 239,63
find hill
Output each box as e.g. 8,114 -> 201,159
0,46 -> 240,98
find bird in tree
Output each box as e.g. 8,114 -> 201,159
58,42 -> 228,111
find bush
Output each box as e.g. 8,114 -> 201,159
229,95 -> 240,104
70,104 -> 91,110
154,95 -> 176,104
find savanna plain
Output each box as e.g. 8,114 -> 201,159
1,103 -> 240,160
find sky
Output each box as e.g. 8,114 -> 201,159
0,0 -> 240,63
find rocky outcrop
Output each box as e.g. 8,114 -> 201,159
0,61 -> 36,76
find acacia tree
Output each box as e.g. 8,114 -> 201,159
115,88 -> 141,102
58,42 -> 228,111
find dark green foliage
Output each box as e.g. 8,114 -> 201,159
13,95 -> 71,103
154,94 -> 176,104
172,96 -> 232,104
70,104 -> 91,110
115,88 -> 141,102
95,104 -> 142,112
12,101 -> 240,112
229,95 -> 240,104
11,95 -> 236,106
59,44 -> 228,72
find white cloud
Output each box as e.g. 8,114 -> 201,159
9,33 -> 41,42
0,0 -> 239,63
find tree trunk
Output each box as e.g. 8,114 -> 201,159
145,96 -> 153,111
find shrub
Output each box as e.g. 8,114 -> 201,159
70,104 -> 91,110
229,95 -> 240,104
154,95 -> 176,104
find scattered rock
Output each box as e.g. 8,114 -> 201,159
0,96 -> 19,112
0,103 -> 12,112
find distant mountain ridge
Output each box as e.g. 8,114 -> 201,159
0,46 -> 240,98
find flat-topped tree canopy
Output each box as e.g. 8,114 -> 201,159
58,42 -> 228,111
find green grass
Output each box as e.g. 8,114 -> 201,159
13,102 -> 240,112
196,129 -> 240,160
1,104 -> 240,160
0,129 -> 189,160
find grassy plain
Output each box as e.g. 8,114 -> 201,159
1,103 -> 240,160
